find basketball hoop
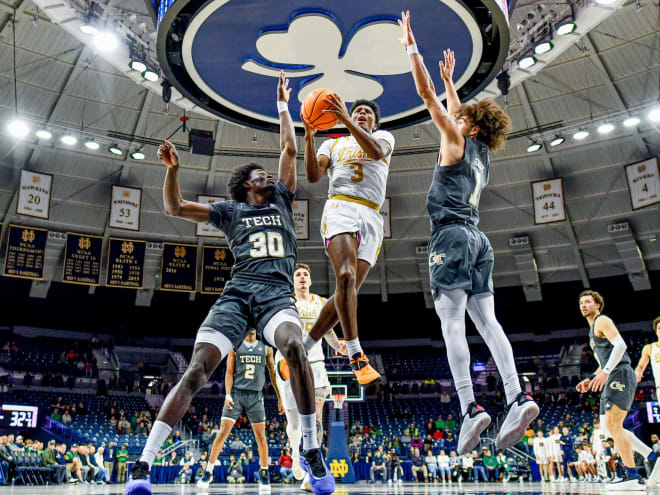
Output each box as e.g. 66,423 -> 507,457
331,392 -> 346,410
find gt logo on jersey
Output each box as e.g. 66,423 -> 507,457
429,252 -> 446,267
609,381 -> 626,392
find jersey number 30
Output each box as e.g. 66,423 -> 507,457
249,232 -> 284,258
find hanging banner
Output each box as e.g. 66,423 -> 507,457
201,246 -> 234,294
161,243 -> 197,292
109,185 -> 142,231
196,195 -> 226,237
62,233 -> 102,286
106,238 -> 146,288
625,157 -> 660,210
3,225 -> 48,280
532,178 -> 566,224
293,200 -> 309,240
17,170 -> 52,219
380,197 -> 392,238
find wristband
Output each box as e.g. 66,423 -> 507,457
226,394 -> 233,402
406,44 -> 419,55
277,101 -> 289,113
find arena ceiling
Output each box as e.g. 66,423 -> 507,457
0,0 -> 658,304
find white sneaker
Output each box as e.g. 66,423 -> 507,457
457,403 -> 491,455
196,469 -> 213,489
648,458 -> 660,487
387,479 -> 392,484
398,479 -> 403,484
300,473 -> 312,492
495,393 -> 539,450
609,477 -> 646,490
292,456 -> 305,481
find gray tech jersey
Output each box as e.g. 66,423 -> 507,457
427,137 -> 490,230
233,340 -> 267,392
589,314 -> 631,371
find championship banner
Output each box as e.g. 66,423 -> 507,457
62,233 -> 102,286
3,225 -> 48,280
532,178 -> 566,224
196,195 -> 226,237
625,158 -> 660,210
293,200 -> 309,240
201,246 -> 234,294
380,197 -> 392,238
161,243 -> 197,292
17,170 -> 52,219
109,185 -> 142,231
106,238 -> 146,288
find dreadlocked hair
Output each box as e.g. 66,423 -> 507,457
456,99 -> 512,152
227,163 -> 263,202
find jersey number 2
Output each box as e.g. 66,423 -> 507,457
468,170 -> 483,207
244,364 -> 255,380
249,232 -> 284,258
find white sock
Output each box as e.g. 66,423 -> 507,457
140,420 -> 172,467
626,430 -> 652,458
345,338 -> 363,357
206,460 -> 214,473
286,407 -> 302,457
303,334 -> 318,354
466,293 -> 522,404
300,413 -> 319,451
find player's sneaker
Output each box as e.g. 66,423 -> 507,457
457,402 -> 491,455
277,359 -> 290,381
350,352 -> 380,384
196,470 -> 213,489
608,475 -> 646,490
300,473 -> 312,491
292,455 -> 305,480
495,392 -> 539,450
301,448 -> 335,495
647,457 -> 660,487
123,461 -> 151,495
258,467 -> 271,493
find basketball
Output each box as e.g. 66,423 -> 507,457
301,88 -> 339,130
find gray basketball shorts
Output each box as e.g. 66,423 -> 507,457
428,223 -> 494,298
222,389 -> 266,424
600,365 -> 636,415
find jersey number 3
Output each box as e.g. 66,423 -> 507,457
249,232 -> 284,258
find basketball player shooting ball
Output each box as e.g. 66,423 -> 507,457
398,10 -> 538,455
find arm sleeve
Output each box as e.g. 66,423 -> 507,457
603,334 -> 627,373
317,138 -> 335,158
208,200 -> 234,234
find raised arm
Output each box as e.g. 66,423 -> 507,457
277,72 -> 297,192
398,11 -> 462,145
302,123 -> 330,183
635,344 -> 651,383
265,347 -> 284,414
439,49 -> 461,115
158,140 -> 211,222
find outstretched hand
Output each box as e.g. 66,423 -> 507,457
322,92 -> 351,124
277,71 -> 291,103
157,140 -> 179,168
397,10 -> 416,47
439,49 -> 455,82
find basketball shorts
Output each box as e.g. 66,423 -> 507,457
221,389 -> 266,424
277,361 -> 331,411
536,456 -> 548,464
600,365 -> 636,415
552,449 -> 562,461
321,198 -> 383,266
195,278 -> 298,351
428,222 -> 494,298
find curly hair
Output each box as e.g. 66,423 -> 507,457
455,99 -> 512,152
579,290 -> 605,313
227,163 -> 263,202
350,99 -> 381,128
653,316 -> 660,332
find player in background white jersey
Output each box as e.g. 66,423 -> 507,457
533,431 -> 550,482
276,263 -> 347,483
301,97 -> 394,385
634,317 -> 660,396
549,426 -> 564,482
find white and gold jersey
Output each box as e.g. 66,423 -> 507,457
317,130 -> 395,209
296,293 -> 327,363
649,342 -> 660,387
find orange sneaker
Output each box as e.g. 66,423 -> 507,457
277,359 -> 290,381
350,352 -> 380,384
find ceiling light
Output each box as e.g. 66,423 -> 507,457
79,23 -> 98,35
93,32 -> 118,52
84,139 -> 100,150
142,69 -> 159,82
597,123 -> 615,134
526,142 -> 542,152
556,21 -> 577,35
534,41 -> 553,55
108,145 -> 122,156
648,106 -> 660,123
35,129 -> 52,140
6,119 -> 30,139
519,55 -> 537,69
130,150 -> 145,160
573,130 -> 589,140
623,117 -> 640,127
60,134 -> 77,146
550,136 -> 565,147
129,59 -> 147,72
